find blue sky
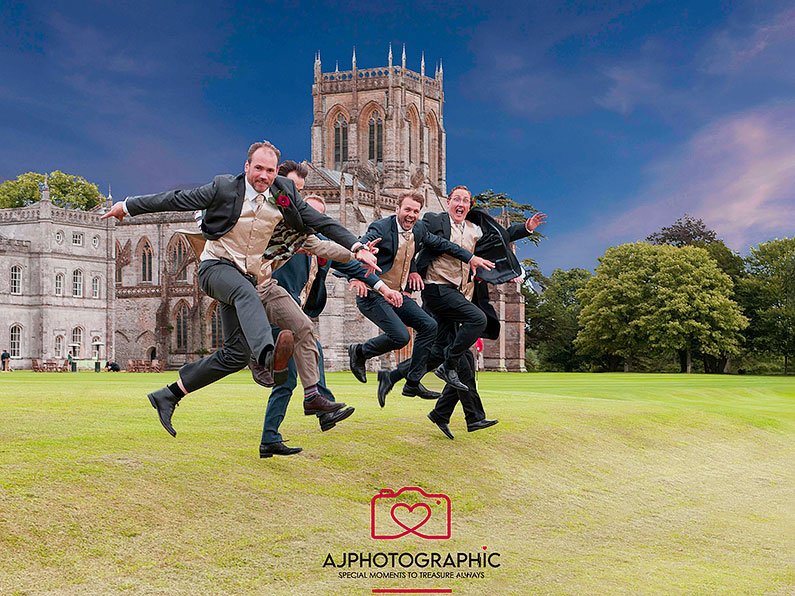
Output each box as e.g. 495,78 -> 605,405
1,1 -> 793,274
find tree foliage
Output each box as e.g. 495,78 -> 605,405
574,243 -> 747,371
741,237 -> 795,372
0,171 -> 104,211
646,214 -> 717,247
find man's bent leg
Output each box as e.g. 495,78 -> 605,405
356,293 -> 412,359
261,353 -> 298,445
392,296 -> 437,385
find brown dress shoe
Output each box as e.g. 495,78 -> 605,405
304,393 -> 346,415
262,329 -> 294,386
248,357 -> 274,387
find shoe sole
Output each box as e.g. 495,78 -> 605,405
259,449 -> 303,459
148,393 -> 177,437
433,367 -> 468,391
304,402 -> 345,415
427,413 -> 454,440
468,421 -> 499,432
273,330 -> 294,371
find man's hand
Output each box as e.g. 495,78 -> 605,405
364,237 -> 381,255
407,272 -> 424,291
355,248 -> 381,277
382,287 -> 404,308
349,279 -> 369,298
470,255 -> 495,274
101,201 -> 126,222
525,212 -> 547,232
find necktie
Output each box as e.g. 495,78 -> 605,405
402,231 -> 413,241
254,193 -> 265,213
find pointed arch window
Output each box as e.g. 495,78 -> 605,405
72,270 -> 83,297
55,273 -> 64,296
334,114 -> 348,170
10,325 -> 21,358
368,113 -> 383,167
141,242 -> 153,282
10,265 -> 22,295
55,335 -> 64,359
71,327 -> 83,358
176,303 -> 189,351
210,303 -> 223,350
115,242 -> 123,283
172,239 -> 188,282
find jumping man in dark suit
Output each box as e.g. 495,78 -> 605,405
102,141 -> 380,438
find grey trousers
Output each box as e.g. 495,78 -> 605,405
179,259 -> 275,393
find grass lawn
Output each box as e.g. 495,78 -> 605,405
0,371 -> 793,595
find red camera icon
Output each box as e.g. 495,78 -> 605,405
370,487 -> 452,540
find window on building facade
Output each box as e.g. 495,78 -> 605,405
176,303 -> 189,351
141,242 -> 153,282
10,265 -> 22,295
55,335 -> 64,359
368,113 -> 384,167
92,277 -> 101,299
92,236 -> 99,248
71,327 -> 83,358
92,336 -> 101,359
334,114 -> 348,170
55,273 -> 64,296
55,230 -> 63,244
10,325 -> 21,358
210,304 -> 223,349
72,270 -> 83,297
72,232 -> 83,246
172,239 -> 188,282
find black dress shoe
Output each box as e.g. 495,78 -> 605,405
467,418 -> 499,432
427,412 -> 454,440
402,383 -> 441,400
434,364 -> 468,391
248,357 -> 275,387
304,393 -> 346,415
262,330 -> 294,386
147,387 -> 180,437
349,344 -> 367,383
259,441 -> 302,458
376,370 -> 395,408
319,406 -> 355,432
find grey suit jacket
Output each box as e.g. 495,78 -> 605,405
126,173 -> 359,249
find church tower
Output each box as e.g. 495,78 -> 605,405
310,46 -> 446,198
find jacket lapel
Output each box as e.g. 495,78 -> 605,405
441,212 -> 451,239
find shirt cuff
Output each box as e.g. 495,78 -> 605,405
373,280 -> 387,292
122,198 -> 130,215
351,241 -> 363,253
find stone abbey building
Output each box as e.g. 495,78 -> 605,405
0,49 -> 526,373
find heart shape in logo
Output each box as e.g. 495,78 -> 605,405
390,503 -> 432,537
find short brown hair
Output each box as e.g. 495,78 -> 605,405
398,190 -> 425,208
303,193 -> 326,207
278,160 -> 309,179
247,141 -> 281,163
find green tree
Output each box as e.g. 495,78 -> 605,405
646,214 -> 717,247
0,171 -> 104,210
472,189 -> 543,245
575,243 -> 747,372
742,238 -> 795,373
526,268 -> 592,371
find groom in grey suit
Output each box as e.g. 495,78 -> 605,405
102,141 -> 379,438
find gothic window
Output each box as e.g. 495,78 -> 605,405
72,327 -> 83,358
55,335 -> 63,359
92,277 -> 101,299
210,303 -> 223,349
334,114 -> 348,170
141,242 -> 153,282
10,325 -> 21,358
72,270 -> 83,297
10,265 -> 21,295
171,238 -> 188,282
92,336 -> 101,359
176,303 -> 189,351
55,273 -> 64,296
368,113 -> 383,167
115,242 -> 123,283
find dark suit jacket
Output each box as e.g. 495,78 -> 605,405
352,215 -> 473,291
126,174 -> 359,249
273,238 -> 372,319
416,209 -> 532,340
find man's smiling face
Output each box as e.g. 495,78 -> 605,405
397,197 -> 422,231
244,147 -> 279,193
447,188 -> 471,224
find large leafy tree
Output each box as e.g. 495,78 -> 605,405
575,242 -> 747,372
742,238 -> 795,373
646,214 -> 717,247
525,268 -> 592,371
0,171 -> 104,211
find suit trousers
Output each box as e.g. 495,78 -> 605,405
429,347 -> 485,425
356,292 -> 437,384
421,284 -> 487,370
260,335 -> 333,445
179,259 -> 275,392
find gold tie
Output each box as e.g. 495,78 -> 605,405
402,231 -> 413,241
255,193 -> 265,213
